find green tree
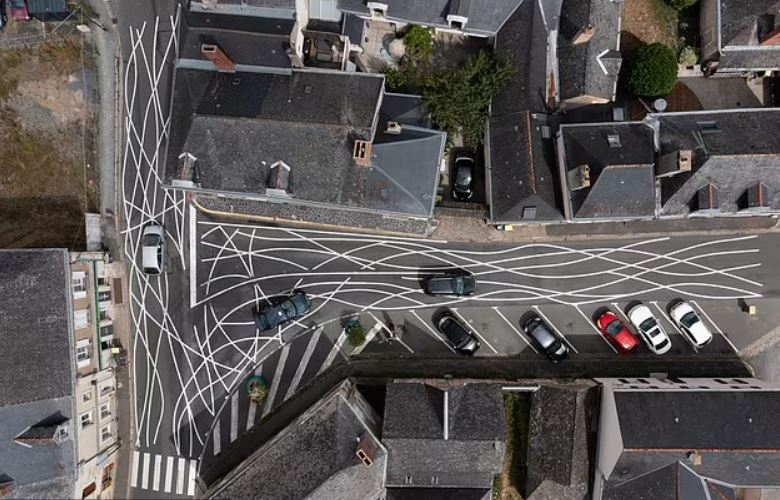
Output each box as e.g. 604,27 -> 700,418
383,66 -> 407,92
404,25 -> 434,64
667,0 -> 698,10
678,45 -> 698,66
628,43 -> 678,98
423,51 -> 514,146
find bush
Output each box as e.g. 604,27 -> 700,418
345,321 -> 367,347
667,0 -> 698,10
423,51 -> 514,146
404,25 -> 434,64
678,46 -> 699,66
628,43 -> 678,98
383,66 -> 406,92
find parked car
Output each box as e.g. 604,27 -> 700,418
423,270 -> 476,296
523,315 -> 568,363
254,292 -> 311,331
141,223 -> 165,275
0,1 -> 6,30
596,311 -> 639,353
669,301 -> 713,349
627,303 -> 672,354
9,0 -> 29,21
436,311 -> 480,356
452,151 -> 475,200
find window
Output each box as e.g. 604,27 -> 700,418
81,482 -> 96,499
98,308 -> 110,322
57,426 -> 69,440
100,425 -> 112,444
98,291 -> 111,303
72,272 -> 87,299
80,411 -> 94,429
99,381 -> 114,397
100,325 -> 114,339
77,342 -> 91,368
99,402 -> 111,421
82,391 -> 92,404
74,309 -> 89,329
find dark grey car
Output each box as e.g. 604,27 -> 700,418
255,292 -> 311,331
523,315 -> 568,363
452,152 -> 475,200
437,311 -> 480,356
423,271 -> 477,296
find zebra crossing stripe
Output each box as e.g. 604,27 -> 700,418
152,454 -> 162,491
141,453 -> 150,489
130,451 -> 139,488
187,459 -> 198,496
164,456 -> 174,493
176,457 -> 186,495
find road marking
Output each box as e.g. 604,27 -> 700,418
164,456 -> 174,493
189,203 -> 197,308
152,454 -> 162,491
286,327 -> 323,401
263,343 -> 290,418
532,306 -> 579,354
141,452 -> 150,489
318,329 -> 349,376
246,364 -> 263,431
573,304 -> 618,353
368,312 -> 414,354
230,391 -> 239,442
691,300 -> 739,353
452,308 -> 498,354
352,321 -> 383,355
492,307 -> 538,353
130,450 -> 140,488
187,459 -> 198,496
176,457 -> 186,495
411,311 -> 457,353
212,420 -> 221,455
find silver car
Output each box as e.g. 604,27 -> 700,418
141,223 -> 165,275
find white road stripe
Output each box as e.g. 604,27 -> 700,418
573,304 -> 618,353
141,452 -> 150,489
351,322 -> 383,355
286,327 -> 323,400
176,457 -> 186,495
493,307 -> 539,353
368,312 -> 414,353
152,454 -> 162,491
263,343 -> 290,418
691,300 -> 739,353
213,421 -> 221,456
189,203 -> 197,308
317,329 -> 349,375
411,310 -> 456,353
452,308 -> 498,354
246,364 -> 263,431
230,391 -> 239,442
187,459 -> 198,496
532,306 -> 579,354
130,450 -> 140,488
164,456 -> 174,493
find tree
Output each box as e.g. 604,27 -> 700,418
383,66 -> 407,92
246,376 -> 269,405
423,51 -> 514,146
404,25 -> 434,64
628,43 -> 678,98
345,320 -> 367,347
667,0 -> 698,10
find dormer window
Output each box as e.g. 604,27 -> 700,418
366,2 -> 387,18
446,14 -> 468,31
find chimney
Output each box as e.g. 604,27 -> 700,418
760,27 -> 780,45
355,433 -> 376,467
353,140 -> 372,166
655,150 -> 692,178
573,26 -> 595,45
178,152 -> 197,181
686,451 -> 703,466
266,161 -> 291,197
567,165 -> 591,191
385,122 -> 402,135
201,44 -> 236,73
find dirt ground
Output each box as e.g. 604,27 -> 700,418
620,0 -> 678,59
0,35 -> 97,249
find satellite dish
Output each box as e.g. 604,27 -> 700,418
654,98 -> 668,112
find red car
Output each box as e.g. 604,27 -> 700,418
9,0 -> 30,21
597,311 -> 639,353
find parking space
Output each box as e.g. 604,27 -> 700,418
438,146 -> 487,207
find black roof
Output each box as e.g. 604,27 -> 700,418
0,250 -> 73,406
602,463 -> 677,500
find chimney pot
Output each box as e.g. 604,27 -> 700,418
201,44 -> 236,73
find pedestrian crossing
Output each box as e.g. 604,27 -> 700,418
130,450 -> 199,496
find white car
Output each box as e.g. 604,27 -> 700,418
141,223 -> 165,275
669,301 -> 713,349
627,304 -> 672,354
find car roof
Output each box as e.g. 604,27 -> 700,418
143,223 -> 164,237
528,320 -> 557,348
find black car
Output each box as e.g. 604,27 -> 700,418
452,151 -> 475,200
436,311 -> 480,356
523,315 -> 568,363
255,292 -> 311,331
423,271 -> 476,296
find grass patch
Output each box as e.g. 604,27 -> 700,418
495,392 -> 531,500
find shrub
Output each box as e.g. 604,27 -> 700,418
345,321 -> 367,347
404,25 -> 434,64
667,0 -> 698,10
423,51 -> 514,146
628,43 -> 679,98
678,45 -> 699,66
383,66 -> 406,92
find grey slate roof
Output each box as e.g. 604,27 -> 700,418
0,249 -> 73,407
711,0 -> 780,71
558,0 -> 622,102
382,383 -> 506,489
386,488 -> 492,500
207,385 -> 385,500
559,122 -> 656,219
337,0 -> 524,36
379,93 -> 431,128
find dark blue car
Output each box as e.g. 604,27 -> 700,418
254,292 -> 311,331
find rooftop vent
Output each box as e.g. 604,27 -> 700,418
687,451 -> 702,466
366,1 -> 387,18
655,149 -> 692,178
385,122 -> 402,135
446,14 -> 468,30
573,26 -> 595,45
522,206 -> 537,219
201,44 -> 236,73
607,133 -> 621,148
738,182 -> 768,211
355,433 -> 376,468
697,121 -> 720,134
353,140 -> 372,167
568,165 -> 591,191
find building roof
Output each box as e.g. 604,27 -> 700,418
559,122 -> 656,219
385,488 -> 492,500
379,93 -> 431,128
336,0 -> 524,36
0,249 -> 74,407
382,382 -> 506,489
557,0 -> 622,102
25,0 -> 67,14
720,0 -> 780,48
206,382 -> 385,500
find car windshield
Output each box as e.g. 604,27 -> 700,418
456,166 -> 472,185
143,233 -> 159,246
639,317 -> 656,332
605,320 -> 623,336
680,311 -> 699,328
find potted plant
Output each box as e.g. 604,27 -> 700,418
344,319 -> 367,348
246,375 -> 269,405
